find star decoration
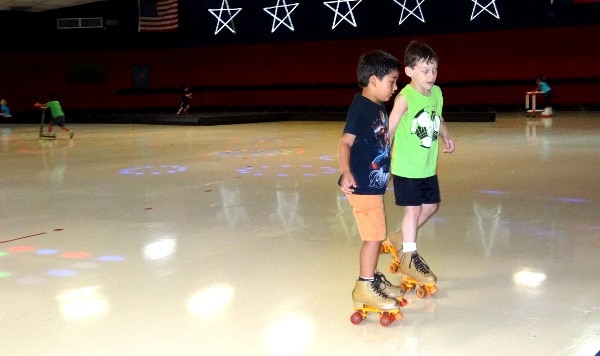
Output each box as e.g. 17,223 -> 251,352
323,0 -> 363,29
470,0 -> 500,20
392,0 -> 426,25
264,0 -> 300,33
208,0 -> 243,34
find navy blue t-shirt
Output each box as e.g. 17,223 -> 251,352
340,93 -> 391,195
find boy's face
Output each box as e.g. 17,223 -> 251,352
406,59 -> 438,94
368,69 -> 399,104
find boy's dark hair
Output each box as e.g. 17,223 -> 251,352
404,41 -> 438,68
357,50 -> 400,88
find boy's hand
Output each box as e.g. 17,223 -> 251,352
442,137 -> 455,153
340,172 -> 357,194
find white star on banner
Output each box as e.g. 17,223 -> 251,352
393,0 -> 426,25
264,0 -> 300,33
208,0 -> 242,34
470,0 -> 500,20
323,0 -> 363,29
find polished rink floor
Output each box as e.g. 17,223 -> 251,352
0,112 -> 598,355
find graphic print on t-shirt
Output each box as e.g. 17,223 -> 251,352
411,107 -> 440,148
369,110 -> 390,189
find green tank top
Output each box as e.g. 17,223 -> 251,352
46,101 -> 64,118
390,84 -> 443,178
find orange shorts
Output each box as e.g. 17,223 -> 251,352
345,194 -> 386,241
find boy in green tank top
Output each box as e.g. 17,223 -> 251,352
388,41 -> 455,294
40,94 -> 75,139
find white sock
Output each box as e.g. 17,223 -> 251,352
403,242 -> 417,253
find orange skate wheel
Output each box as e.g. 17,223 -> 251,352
416,286 -> 427,298
388,263 -> 398,273
400,283 -> 410,293
379,313 -> 393,327
350,312 -> 364,325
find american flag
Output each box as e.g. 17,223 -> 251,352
138,0 -> 179,32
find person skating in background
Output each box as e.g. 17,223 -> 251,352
176,84 -> 192,115
37,94 -> 74,138
536,76 -> 553,116
1,99 -> 11,117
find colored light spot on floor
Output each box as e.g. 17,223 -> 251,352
62,251 -> 91,259
37,249 -> 59,255
48,269 -> 76,277
8,246 -> 34,252
98,255 -> 125,262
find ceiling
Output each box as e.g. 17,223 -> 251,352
0,0 -> 106,12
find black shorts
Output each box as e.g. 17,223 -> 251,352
52,115 -> 66,127
393,175 -> 441,206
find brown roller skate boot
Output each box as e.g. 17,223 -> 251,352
352,280 -> 400,310
399,251 -> 439,298
350,279 -> 403,326
374,271 -> 407,307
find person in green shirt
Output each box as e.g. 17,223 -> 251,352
388,41 -> 455,296
41,94 -> 74,139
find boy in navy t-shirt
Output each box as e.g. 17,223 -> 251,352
338,50 -> 405,311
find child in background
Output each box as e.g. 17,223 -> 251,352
338,50 -> 405,312
1,99 -> 11,117
536,77 -> 553,115
176,84 -> 192,115
38,95 -> 74,138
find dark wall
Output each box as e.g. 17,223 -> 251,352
1,25 -> 598,114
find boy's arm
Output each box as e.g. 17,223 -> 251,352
439,116 -> 455,153
338,133 -> 357,194
389,94 -> 408,141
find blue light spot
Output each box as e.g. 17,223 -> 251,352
48,269 -> 76,277
99,255 -> 125,262
37,249 -> 59,255
481,190 -> 506,196
552,197 -> 589,204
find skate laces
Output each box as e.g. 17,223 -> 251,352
374,272 -> 393,290
410,253 -> 431,274
369,278 -> 391,299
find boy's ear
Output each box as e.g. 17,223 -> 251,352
369,74 -> 378,86
405,67 -> 413,77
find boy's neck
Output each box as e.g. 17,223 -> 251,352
361,90 -> 381,105
409,82 -> 431,96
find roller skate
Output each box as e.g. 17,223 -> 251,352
379,240 -> 401,273
374,271 -> 407,307
350,279 -> 403,327
400,251 -> 438,298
